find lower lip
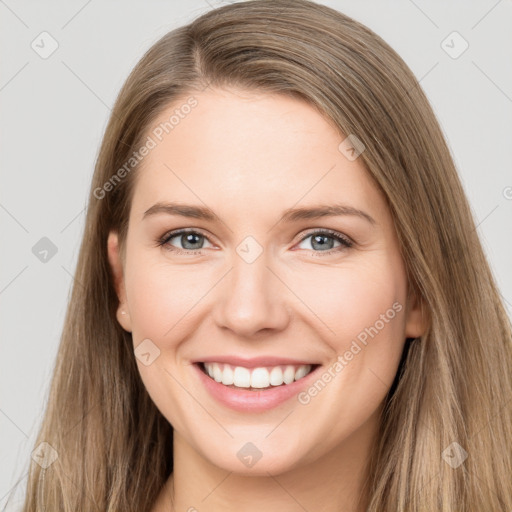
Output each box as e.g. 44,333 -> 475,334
193,363 -> 321,412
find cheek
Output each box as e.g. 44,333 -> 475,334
291,258 -> 407,348
294,258 -> 408,424
125,255 -> 207,341
293,258 -> 408,413
124,256 -> 206,429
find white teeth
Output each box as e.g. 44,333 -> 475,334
250,368 -> 270,388
295,365 -> 309,380
283,365 -> 295,384
269,366 -> 283,386
213,363 -> 223,383
233,366 -> 251,388
203,362 -> 314,389
221,364 -> 234,385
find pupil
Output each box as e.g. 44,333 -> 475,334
183,233 -> 201,249
312,234 -> 333,251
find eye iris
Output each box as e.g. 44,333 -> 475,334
311,234 -> 335,251
182,233 -> 203,250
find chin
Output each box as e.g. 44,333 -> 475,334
199,436 -> 309,477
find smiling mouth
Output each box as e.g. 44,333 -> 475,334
198,362 -> 320,391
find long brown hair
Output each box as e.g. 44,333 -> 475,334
11,1 -> 512,510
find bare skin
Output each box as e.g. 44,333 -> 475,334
107,87 -> 426,512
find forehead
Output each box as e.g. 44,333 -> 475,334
129,88 -> 387,225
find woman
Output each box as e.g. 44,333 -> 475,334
15,0 -> 512,510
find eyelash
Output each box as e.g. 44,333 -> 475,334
156,228 -> 354,255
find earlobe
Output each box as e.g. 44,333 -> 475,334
107,231 -> 132,333
115,306 -> 132,333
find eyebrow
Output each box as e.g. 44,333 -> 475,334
142,201 -> 376,225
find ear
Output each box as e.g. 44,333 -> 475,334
107,231 -> 132,333
404,287 -> 428,339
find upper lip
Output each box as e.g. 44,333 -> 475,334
194,356 -> 320,369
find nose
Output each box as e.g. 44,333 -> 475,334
212,252 -> 292,338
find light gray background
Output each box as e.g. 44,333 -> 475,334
1,0 -> 511,509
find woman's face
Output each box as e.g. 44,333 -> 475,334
108,87 -> 425,475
